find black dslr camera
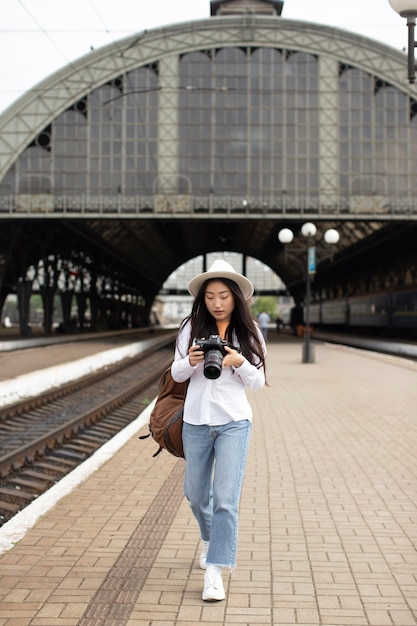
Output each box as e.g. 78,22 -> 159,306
195,335 -> 238,379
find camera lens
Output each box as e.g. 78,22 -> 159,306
203,349 -> 223,379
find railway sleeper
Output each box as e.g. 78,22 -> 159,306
42,454 -> 82,469
66,439 -> 100,453
51,447 -> 88,461
8,476 -> 47,492
18,468 -> 60,482
0,500 -> 20,516
0,486 -> 34,502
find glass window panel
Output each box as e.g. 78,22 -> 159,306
8,40 -> 416,204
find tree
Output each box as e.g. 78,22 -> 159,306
252,296 -> 277,318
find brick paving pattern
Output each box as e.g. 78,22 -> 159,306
78,461 -> 184,625
0,336 -> 416,625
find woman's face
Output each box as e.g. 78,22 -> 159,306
204,280 -> 235,323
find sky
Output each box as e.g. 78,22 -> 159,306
0,0 -> 408,114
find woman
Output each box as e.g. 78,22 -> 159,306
171,259 -> 266,602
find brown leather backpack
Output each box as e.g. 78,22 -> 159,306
140,368 -> 188,458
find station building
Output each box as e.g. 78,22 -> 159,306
0,0 -> 416,334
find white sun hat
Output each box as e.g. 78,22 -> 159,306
187,259 -> 254,301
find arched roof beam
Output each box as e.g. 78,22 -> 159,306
0,16 -> 415,180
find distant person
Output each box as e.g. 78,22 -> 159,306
2,316 -> 12,328
257,311 -> 271,340
290,305 -> 304,336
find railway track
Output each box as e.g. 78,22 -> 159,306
0,339 -> 175,526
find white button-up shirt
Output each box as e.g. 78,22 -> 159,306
171,321 -> 266,426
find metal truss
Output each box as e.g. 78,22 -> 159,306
0,15 -> 415,185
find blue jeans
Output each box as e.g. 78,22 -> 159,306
182,420 -> 252,568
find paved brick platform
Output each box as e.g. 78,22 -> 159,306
0,336 -> 416,626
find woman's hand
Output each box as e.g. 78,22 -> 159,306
222,346 -> 244,369
188,344 -> 205,367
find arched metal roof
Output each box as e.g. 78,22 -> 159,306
0,16 -> 415,179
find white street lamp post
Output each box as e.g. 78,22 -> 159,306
388,0 -> 417,82
278,223 -> 340,364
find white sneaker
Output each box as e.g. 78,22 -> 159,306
199,541 -> 209,570
202,567 -> 225,602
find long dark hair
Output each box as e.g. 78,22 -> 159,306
178,277 -> 266,371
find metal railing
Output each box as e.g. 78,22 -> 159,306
0,193 -> 416,219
